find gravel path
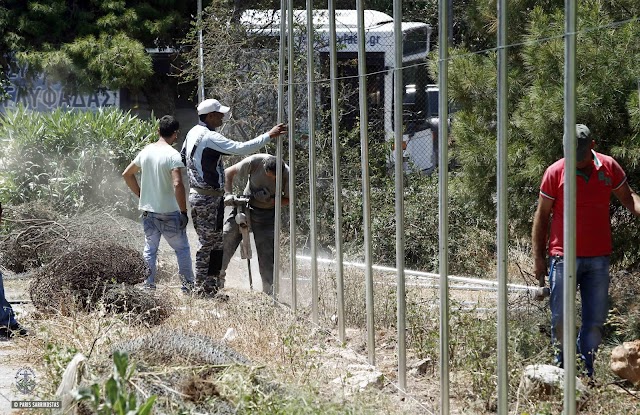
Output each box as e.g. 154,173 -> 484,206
0,291 -> 34,414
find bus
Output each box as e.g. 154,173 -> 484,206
241,9 -> 439,173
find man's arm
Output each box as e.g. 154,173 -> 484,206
180,142 -> 188,167
613,181 -> 640,217
532,195 -> 553,284
224,163 -> 240,195
172,168 -> 188,212
122,162 -> 141,198
209,124 -> 288,156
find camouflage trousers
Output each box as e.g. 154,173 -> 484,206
189,194 -> 224,293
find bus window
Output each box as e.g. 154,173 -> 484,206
426,85 -> 439,118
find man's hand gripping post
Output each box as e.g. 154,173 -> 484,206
533,255 -> 550,301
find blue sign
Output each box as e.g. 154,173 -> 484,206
2,63 -> 119,112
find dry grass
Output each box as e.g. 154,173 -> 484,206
6,271 -> 408,414
2,207 -> 639,414
0,202 -> 141,273
6,261 -> 640,414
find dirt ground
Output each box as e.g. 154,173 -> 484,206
0,221 -> 258,413
0,289 -> 32,414
0,220 -> 482,414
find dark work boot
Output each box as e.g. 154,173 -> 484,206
195,276 -> 219,297
0,323 -> 29,340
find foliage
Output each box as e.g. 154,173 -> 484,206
405,291 -> 558,412
0,106 -> 155,214
181,2 -> 314,141
605,269 -> 640,342
0,64 -> 8,102
445,1 -> 640,261
215,364 -> 377,414
334,170 -> 494,274
73,351 -> 156,415
0,1 -> 213,115
0,1 -> 204,91
43,343 -> 80,393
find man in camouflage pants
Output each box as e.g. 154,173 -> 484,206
181,98 -> 286,295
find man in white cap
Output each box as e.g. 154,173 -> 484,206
181,98 -> 286,296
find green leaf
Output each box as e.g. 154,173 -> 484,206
113,351 -> 130,379
71,386 -> 94,402
91,383 -> 101,402
105,377 -> 119,406
136,396 -> 157,415
127,391 -> 137,410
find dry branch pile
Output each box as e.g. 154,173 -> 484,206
0,201 -> 65,272
102,285 -> 173,326
0,202 -> 175,323
29,241 -> 148,313
0,202 -> 142,273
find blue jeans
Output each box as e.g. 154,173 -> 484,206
0,271 -> 18,328
143,211 -> 194,291
549,255 -> 610,377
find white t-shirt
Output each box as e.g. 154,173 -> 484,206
133,143 -> 185,213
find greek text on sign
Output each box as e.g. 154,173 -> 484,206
3,85 -> 119,112
3,63 -> 119,112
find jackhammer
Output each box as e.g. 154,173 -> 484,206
226,195 -> 253,290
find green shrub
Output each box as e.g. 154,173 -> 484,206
73,351 -> 156,415
0,106 -> 155,215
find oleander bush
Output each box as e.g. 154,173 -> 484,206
0,106 -> 155,215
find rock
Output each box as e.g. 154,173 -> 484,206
221,327 -> 238,343
409,358 -> 434,376
521,364 -> 588,398
610,340 -> 640,384
331,365 -> 384,394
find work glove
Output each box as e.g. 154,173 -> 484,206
224,194 -> 235,206
253,188 -> 270,203
179,211 -> 189,229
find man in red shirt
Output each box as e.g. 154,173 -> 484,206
532,124 -> 640,378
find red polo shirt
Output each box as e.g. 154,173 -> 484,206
540,151 -> 626,257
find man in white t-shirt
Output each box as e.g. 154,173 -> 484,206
122,115 -> 195,292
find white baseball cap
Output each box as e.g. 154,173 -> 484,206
197,98 -> 230,115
